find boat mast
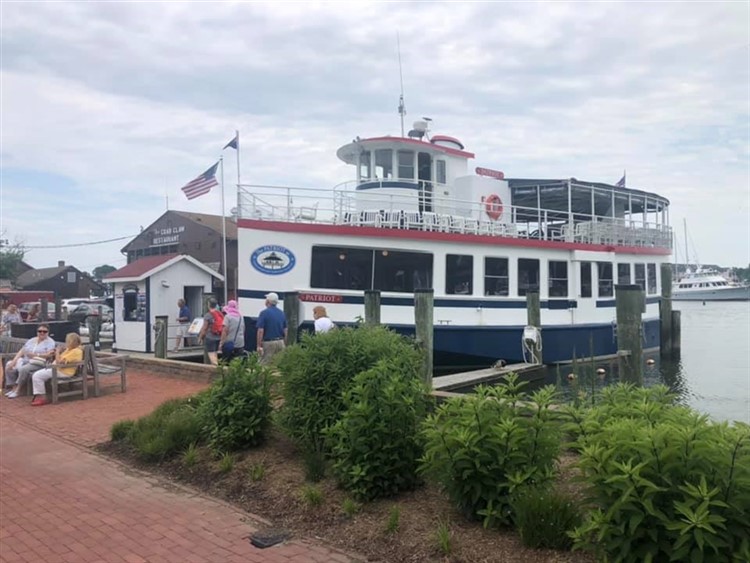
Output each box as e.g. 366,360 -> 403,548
397,32 -> 406,138
683,217 -> 689,274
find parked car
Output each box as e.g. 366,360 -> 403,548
61,298 -> 91,315
19,301 -> 57,321
68,303 -> 113,324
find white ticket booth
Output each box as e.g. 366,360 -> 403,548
105,254 -> 223,353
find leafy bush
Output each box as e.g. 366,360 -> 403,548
566,384 -> 750,562
128,398 -> 203,462
512,487 -> 582,550
110,419 -> 135,441
326,357 -> 429,501
277,325 -> 422,452
420,376 -> 561,528
197,356 -> 272,451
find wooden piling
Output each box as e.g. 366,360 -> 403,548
40,297 -> 48,321
364,290 -> 381,326
283,291 -> 300,346
671,310 -> 681,358
615,284 -> 644,385
525,291 -> 542,363
660,263 -> 673,358
54,297 -> 62,321
414,289 -> 434,386
154,315 -> 168,358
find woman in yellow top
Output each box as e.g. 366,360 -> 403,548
30,333 -> 84,407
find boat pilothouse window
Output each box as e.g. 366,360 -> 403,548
398,150 -> 415,180
580,262 -> 592,298
358,151 -> 371,180
647,263 -> 657,295
485,257 -> 509,296
518,258 -> 540,297
597,262 -> 614,298
446,255 -> 473,295
374,149 -> 393,179
310,246 -> 433,294
548,261 -> 568,297
635,263 -> 646,291
436,160 -> 446,184
618,264 -> 631,285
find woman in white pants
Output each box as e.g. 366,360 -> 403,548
30,332 -> 83,407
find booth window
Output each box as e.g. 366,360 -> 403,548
635,263 -> 646,291
518,258 -> 540,296
580,262 -> 592,298
485,257 -> 509,296
597,262 -> 614,297
122,287 -> 140,322
647,263 -> 657,294
618,263 -> 631,285
398,150 -> 414,180
446,255 -> 473,295
374,149 -> 393,179
548,261 -> 568,297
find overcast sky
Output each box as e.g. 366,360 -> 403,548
1,1 -> 748,273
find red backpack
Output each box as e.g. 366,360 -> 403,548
209,309 -> 224,335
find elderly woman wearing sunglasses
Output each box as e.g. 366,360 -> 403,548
3,324 -> 56,399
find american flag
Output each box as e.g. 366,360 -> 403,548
181,162 -> 219,200
615,173 -> 626,188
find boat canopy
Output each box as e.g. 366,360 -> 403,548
507,178 -> 670,222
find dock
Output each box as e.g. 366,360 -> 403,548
432,362 -> 545,392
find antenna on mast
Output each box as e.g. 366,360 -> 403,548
397,32 -> 406,137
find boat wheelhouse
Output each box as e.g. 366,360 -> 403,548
673,268 -> 750,301
236,121 -> 673,367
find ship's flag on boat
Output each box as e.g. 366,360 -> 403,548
180,162 -> 219,200
223,133 -> 239,150
615,172 -> 626,188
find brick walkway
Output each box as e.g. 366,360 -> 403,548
0,371 -> 360,563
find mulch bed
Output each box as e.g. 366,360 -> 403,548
97,429 -> 594,563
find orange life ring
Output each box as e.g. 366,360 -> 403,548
485,194 -> 503,220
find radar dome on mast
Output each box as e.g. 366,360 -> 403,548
407,119 -> 430,140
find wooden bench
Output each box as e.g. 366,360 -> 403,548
0,336 -> 30,388
49,345 -> 127,403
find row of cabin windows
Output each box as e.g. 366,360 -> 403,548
310,246 -> 660,297
359,149 -> 447,183
678,281 -> 728,288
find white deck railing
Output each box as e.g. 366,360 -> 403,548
237,184 -> 672,250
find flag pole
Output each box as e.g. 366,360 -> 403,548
220,156 -> 228,305
235,129 -> 241,187
234,130 -> 240,297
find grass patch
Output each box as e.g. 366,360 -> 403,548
182,443 -> 199,467
110,419 -> 135,442
218,452 -> 235,474
513,487 -> 582,550
248,461 -> 265,482
434,519 -> 452,556
301,484 -> 324,507
342,498 -> 361,517
385,506 -> 400,534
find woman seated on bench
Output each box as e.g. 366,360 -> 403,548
29,333 -> 83,407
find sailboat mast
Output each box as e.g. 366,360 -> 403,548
683,217 -> 689,274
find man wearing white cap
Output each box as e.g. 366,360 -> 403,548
255,292 -> 287,365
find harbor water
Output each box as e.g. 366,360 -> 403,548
550,300 -> 750,424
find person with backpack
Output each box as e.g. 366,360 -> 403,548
198,298 -> 224,365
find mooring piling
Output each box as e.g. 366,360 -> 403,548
671,309 -> 682,358
283,291 -> 300,345
615,284 -> 644,385
414,289 -> 434,386
364,290 -> 381,326
154,315 -> 168,358
660,263 -> 673,358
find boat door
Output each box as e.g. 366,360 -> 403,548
418,152 -> 433,213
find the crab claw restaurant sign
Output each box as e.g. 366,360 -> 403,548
251,245 -> 296,275
152,226 -> 185,246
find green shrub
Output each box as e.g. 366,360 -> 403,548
302,448 -> 326,482
197,356 -> 272,451
342,498 -> 361,517
182,443 -> 199,467
512,487 -> 582,550
276,325 -> 422,452
567,384 -> 750,562
248,462 -> 265,482
326,357 -> 429,501
301,484 -> 324,507
110,419 -> 135,441
420,376 -> 561,528
218,452 -> 234,473
434,519 -> 452,556
128,398 -> 203,462
385,506 -> 401,534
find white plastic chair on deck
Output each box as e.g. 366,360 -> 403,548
358,210 -> 380,227
422,212 -> 438,231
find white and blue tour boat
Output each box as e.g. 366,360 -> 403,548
236,120 -> 673,368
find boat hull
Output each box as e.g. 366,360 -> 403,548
672,286 -> 750,301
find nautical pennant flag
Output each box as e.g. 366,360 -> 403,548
223,133 -> 238,150
180,162 -> 219,200
615,172 -> 626,188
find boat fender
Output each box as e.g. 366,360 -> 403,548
485,194 -> 503,220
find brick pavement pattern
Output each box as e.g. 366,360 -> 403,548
0,371 -> 359,563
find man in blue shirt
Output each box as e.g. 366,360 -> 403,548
255,292 -> 287,365
173,298 -> 192,352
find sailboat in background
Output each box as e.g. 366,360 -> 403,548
672,219 -> 750,301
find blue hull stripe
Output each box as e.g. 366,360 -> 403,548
596,296 -> 661,307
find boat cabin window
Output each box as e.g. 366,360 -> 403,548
485,257 -> 509,296
310,246 -> 433,293
548,261 -> 568,297
359,151 -> 371,180
618,263 -> 631,285
446,255 -> 473,295
597,262 -> 614,297
398,150 -> 415,180
375,149 -> 393,179
647,263 -> 657,294
580,262 -> 592,298
518,258 -> 540,296
436,160 -> 447,184
635,263 -> 646,291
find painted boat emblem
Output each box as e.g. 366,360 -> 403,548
250,245 -> 296,275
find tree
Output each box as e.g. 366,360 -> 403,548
0,234 -> 25,281
92,264 -> 117,281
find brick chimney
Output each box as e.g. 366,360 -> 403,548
58,260 -> 65,267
